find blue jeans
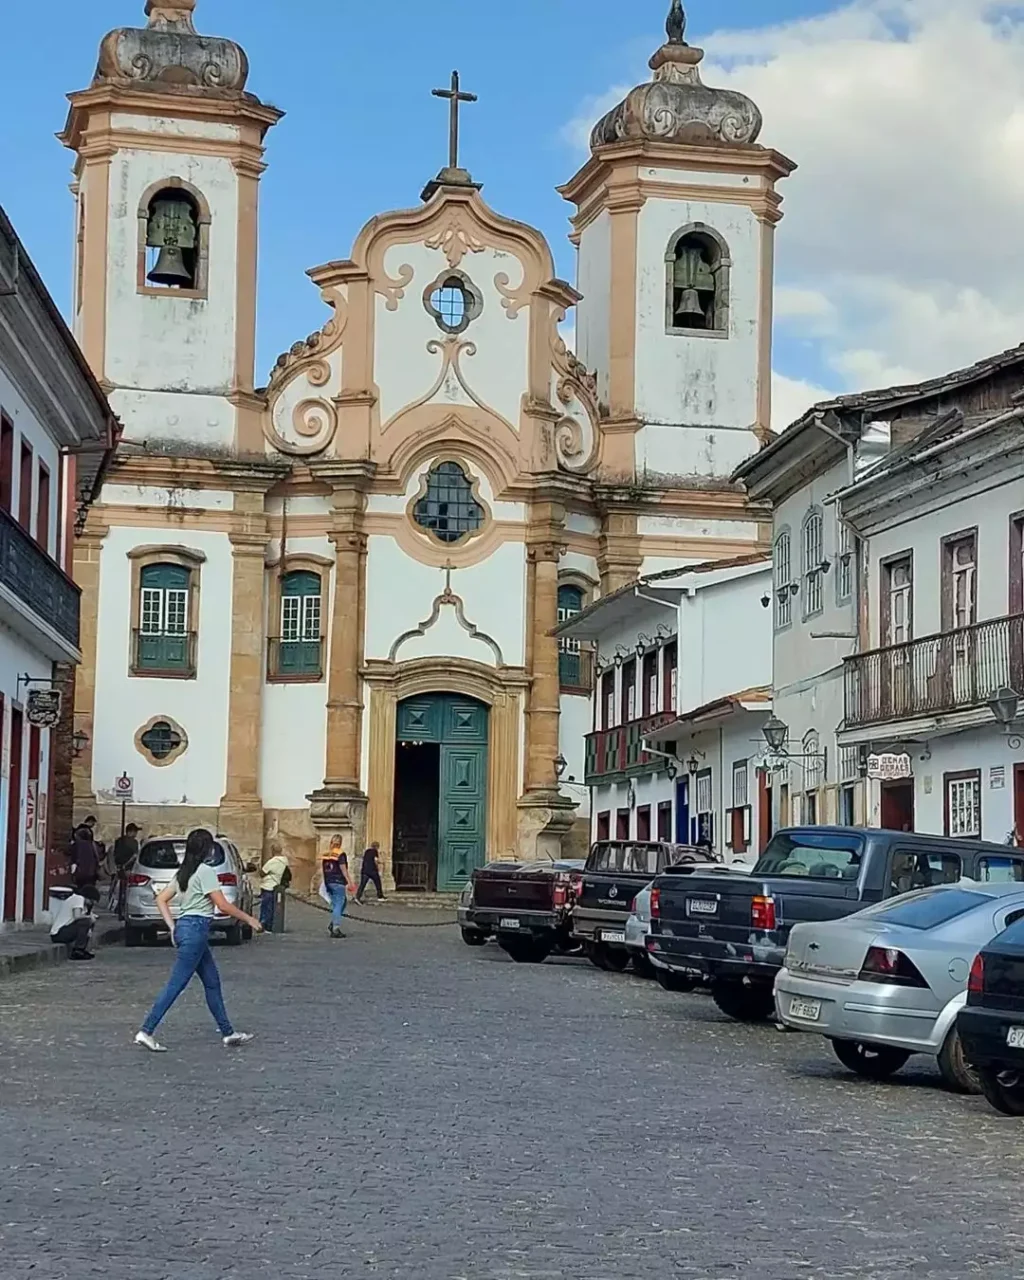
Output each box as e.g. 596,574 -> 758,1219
259,890 -> 277,930
327,883 -> 348,927
141,916 -> 234,1037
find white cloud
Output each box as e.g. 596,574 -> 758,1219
771,371 -> 836,430
568,0 -> 1024,412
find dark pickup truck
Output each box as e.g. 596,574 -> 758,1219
572,840 -> 715,973
460,859 -> 584,963
647,826 -> 1024,1022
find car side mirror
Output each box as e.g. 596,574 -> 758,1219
244,862 -> 258,874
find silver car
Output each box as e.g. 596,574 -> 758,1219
124,834 -> 255,947
776,881 -> 1024,1092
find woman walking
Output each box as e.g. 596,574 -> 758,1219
135,829 -> 263,1053
322,835 -> 356,938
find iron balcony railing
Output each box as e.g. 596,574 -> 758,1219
584,710 -> 677,785
558,645 -> 595,695
267,636 -> 326,681
0,505 -> 80,647
132,629 -> 198,678
844,612 -> 1024,728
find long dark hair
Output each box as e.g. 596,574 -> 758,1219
177,828 -> 214,891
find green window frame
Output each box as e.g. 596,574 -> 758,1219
277,570 -> 323,677
136,562 -> 192,672
557,584 -> 585,687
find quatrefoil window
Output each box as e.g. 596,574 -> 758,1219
135,716 -> 188,767
413,462 -> 485,544
423,269 -> 482,335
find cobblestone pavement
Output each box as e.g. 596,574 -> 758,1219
1,903 -> 1023,1280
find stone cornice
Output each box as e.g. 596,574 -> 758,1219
108,450 -> 290,492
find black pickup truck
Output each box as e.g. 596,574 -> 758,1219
571,840 -> 715,973
460,859 -> 584,963
647,826 -> 1024,1022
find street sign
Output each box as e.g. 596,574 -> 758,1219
867,752 -> 912,781
114,773 -> 134,803
26,689 -> 62,728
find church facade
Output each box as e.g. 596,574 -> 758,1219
64,0 -> 794,890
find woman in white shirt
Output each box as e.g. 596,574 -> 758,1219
135,828 -> 263,1053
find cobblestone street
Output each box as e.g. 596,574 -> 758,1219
1,902 -> 1022,1279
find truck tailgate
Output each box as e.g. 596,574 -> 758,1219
473,871 -> 553,911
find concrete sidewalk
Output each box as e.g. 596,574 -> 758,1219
0,915 -> 124,980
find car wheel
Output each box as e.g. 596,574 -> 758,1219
461,927 -> 488,947
601,946 -> 631,972
830,1038 -> 911,1080
124,926 -> 143,948
631,950 -> 656,978
241,925 -> 254,942
711,980 -> 776,1023
225,925 -> 244,947
936,1026 -> 982,1094
977,1066 -> 1024,1116
585,942 -> 609,970
655,968 -> 699,994
499,937 -> 551,964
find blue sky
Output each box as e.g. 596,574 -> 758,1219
5,1 -> 1022,427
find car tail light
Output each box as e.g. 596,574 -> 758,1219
570,874 -> 584,901
218,873 -> 238,887
650,887 -> 661,918
859,945 -> 928,987
751,895 -> 776,931
552,882 -> 567,908
968,952 -> 985,995
629,897 -> 637,914
127,874 -> 150,887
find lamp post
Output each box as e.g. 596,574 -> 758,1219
71,729 -> 90,759
988,687 -> 1022,749
762,716 -> 788,754
554,753 -> 568,780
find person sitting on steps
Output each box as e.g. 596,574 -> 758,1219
50,884 -> 100,961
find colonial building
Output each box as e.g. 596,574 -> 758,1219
0,205 -> 117,924
557,553 -> 772,861
64,0 -> 792,890
736,344 -> 1024,844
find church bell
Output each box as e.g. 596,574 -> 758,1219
147,246 -> 193,286
676,288 -> 704,318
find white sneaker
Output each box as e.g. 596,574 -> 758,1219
223,1032 -> 254,1048
134,1031 -> 167,1053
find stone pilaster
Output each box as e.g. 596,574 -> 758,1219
519,499 -> 577,859
219,493 -> 270,856
71,518 -> 109,809
307,483 -> 369,869
597,509 -> 643,594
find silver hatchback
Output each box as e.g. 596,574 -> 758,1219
124,834 -> 255,947
776,881 -> 1024,1092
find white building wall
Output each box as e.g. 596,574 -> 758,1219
574,209 -> 612,406
91,526 -> 233,808
677,567 -> 772,715
893,727 -> 1019,843
0,365 -> 62,551
635,193 -> 762,479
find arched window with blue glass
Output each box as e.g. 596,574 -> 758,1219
557,583 -> 586,691
135,561 -> 194,675
275,570 -> 323,679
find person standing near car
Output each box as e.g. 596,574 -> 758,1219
258,845 -> 291,931
110,823 -> 141,916
70,823 -> 101,892
134,828 -> 263,1053
356,842 -> 386,904
321,835 -> 356,938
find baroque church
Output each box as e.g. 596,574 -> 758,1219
65,0 -> 795,891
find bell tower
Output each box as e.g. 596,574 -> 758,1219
559,0 -> 796,481
60,0 -> 282,452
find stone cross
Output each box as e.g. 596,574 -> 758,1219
432,71 -> 478,171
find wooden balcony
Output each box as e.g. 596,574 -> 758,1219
558,645 -> 595,695
132,629 -> 198,679
844,612 -> 1024,729
584,710 -> 678,784
0,505 -> 80,648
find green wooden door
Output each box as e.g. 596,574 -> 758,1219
395,694 -> 488,891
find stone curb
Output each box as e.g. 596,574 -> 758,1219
0,919 -> 125,983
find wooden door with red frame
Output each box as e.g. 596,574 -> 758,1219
880,780 -> 915,832
2,704 -> 21,922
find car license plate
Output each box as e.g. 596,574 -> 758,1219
789,997 -> 822,1022
1007,1026 -> 1024,1049
687,898 -> 718,916
499,917 -> 520,930
602,930 -> 626,944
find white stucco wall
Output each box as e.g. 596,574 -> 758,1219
91,526 -> 233,807
364,536 -> 526,668
895,727 -> 1020,842
574,209 -> 612,406
376,242 -> 530,431
635,193 -> 763,478
103,141 -> 240,445
0,366 -> 62,553
677,567 -> 772,714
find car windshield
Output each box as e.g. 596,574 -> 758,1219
857,887 -> 989,930
138,839 -> 225,870
589,843 -> 664,875
754,831 -> 864,880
